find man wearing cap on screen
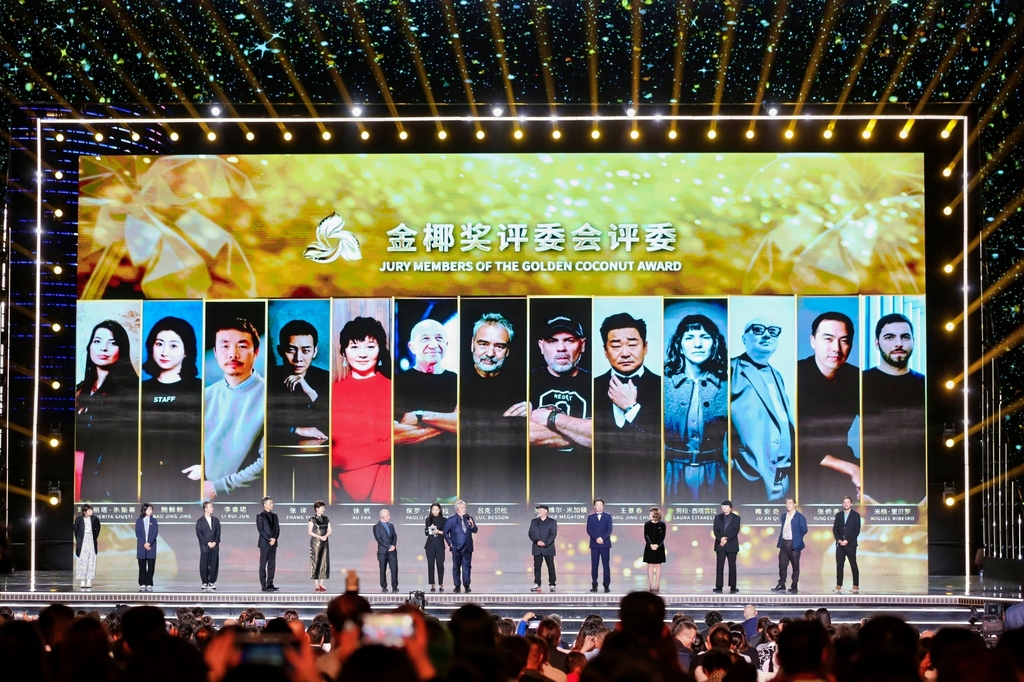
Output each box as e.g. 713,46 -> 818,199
529,315 -> 593,502
730,317 -> 795,503
529,504 -> 558,593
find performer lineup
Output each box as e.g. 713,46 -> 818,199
73,495 -> 862,594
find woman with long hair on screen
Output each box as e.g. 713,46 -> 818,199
73,504 -> 100,589
308,500 -> 332,592
331,316 -> 393,503
140,316 -> 202,503
664,313 -> 729,502
76,319 -> 139,503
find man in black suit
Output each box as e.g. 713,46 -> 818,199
196,501 -> 221,590
593,313 -> 662,502
713,500 -> 740,594
373,508 -> 399,592
528,505 -> 558,593
833,495 -> 861,593
256,496 -> 280,591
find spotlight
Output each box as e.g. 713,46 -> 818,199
945,321 -> 955,331
49,437 -> 59,448
784,129 -> 794,140
940,129 -> 950,139
246,131 -> 255,141
55,133 -> 65,142
707,129 -> 717,140
492,107 -> 503,117
862,129 -> 872,139
591,129 -> 600,140
170,132 -> 179,141
945,380 -> 955,389
54,209 -> 63,218
51,380 -> 61,390
360,130 -> 370,140
745,130 -> 755,139
899,129 -> 909,139
943,206 -> 953,216
943,167 -> 952,177
211,106 -> 221,116
626,107 -> 636,117
668,130 -> 677,140
943,424 -> 956,449
352,106 -> 363,117
94,132 -> 104,142
438,130 -> 447,140
131,132 -> 141,142
629,129 -> 639,140
51,323 -> 61,332
552,129 -> 561,140
514,129 -> 523,140
53,265 -> 63,275
207,131 -> 217,141
823,129 -> 833,140
943,482 -> 956,507
944,264 -> 954,273
399,130 -> 409,140
768,107 -> 778,116
322,131 -> 332,141
47,482 -> 61,505
476,130 -> 485,140
283,131 -> 293,141
54,171 -> 63,179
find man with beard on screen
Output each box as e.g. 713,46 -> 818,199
460,312 -> 527,502
530,315 -> 592,503
797,311 -> 860,503
862,313 -> 926,504
394,318 -> 458,503
593,312 -> 661,502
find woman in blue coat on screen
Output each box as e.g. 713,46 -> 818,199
135,503 -> 159,591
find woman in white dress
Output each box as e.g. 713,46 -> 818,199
73,504 -> 100,589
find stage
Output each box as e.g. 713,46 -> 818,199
1,571 -> 1019,631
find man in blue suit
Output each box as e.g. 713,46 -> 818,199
443,499 -> 478,593
373,508 -> 399,593
586,499 -> 613,593
771,497 -> 808,594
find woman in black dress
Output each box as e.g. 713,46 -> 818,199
308,500 -> 332,592
76,320 -> 139,503
424,502 -> 447,592
644,506 -> 667,593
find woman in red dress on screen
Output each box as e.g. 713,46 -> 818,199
332,316 -> 393,503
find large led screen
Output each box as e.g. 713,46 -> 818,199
74,152 -> 928,583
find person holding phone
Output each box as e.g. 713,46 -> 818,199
74,504 -> 100,589
135,503 -> 158,591
423,503 -> 447,593
309,500 -> 332,592
196,500 -> 221,590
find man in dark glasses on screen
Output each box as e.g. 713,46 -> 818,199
730,317 -> 795,502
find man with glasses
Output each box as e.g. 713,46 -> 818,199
730,317 -> 794,502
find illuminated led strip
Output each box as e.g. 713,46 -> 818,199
32,111 -> 973,582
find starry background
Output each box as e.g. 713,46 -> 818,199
1,1 -> 1022,562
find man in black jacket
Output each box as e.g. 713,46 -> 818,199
713,500 -> 740,593
833,495 -> 861,593
256,496 -> 280,591
373,508 -> 399,592
529,505 -> 558,592
196,501 -> 221,590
